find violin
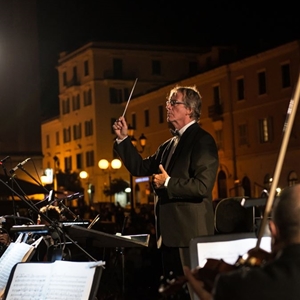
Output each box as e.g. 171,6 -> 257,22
159,247 -> 275,297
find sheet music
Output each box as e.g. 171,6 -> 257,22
197,236 -> 271,267
0,242 -> 34,297
5,260 -> 104,300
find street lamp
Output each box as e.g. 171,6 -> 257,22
98,158 -> 122,202
128,125 -> 147,153
79,171 -> 92,205
127,126 -> 147,213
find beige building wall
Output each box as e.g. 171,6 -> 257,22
125,40 -> 300,202
42,40 -> 300,206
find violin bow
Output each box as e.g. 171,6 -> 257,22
256,71 -> 300,248
122,78 -> 138,117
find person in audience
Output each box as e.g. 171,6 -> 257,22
184,183 -> 300,300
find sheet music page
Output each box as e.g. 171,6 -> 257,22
197,236 -> 271,267
5,260 -> 102,300
0,243 -> 33,297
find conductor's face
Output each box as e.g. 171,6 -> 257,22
166,91 -> 191,128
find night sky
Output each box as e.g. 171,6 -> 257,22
36,0 -> 300,119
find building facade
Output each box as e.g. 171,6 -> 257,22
41,40 -> 300,206
41,41 -> 228,204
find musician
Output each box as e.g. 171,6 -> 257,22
0,229 -> 10,257
184,183 -> 300,300
37,204 -> 61,225
113,85 -> 219,299
34,205 -> 63,262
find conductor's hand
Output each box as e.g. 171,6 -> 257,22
183,266 -> 212,300
112,116 -> 128,140
153,164 -> 169,189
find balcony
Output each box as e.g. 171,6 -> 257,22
66,77 -> 80,88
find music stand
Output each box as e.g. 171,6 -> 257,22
66,225 -> 150,248
67,225 -> 149,297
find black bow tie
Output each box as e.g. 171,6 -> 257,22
170,129 -> 180,137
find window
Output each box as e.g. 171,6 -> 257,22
73,123 -> 82,140
238,123 -> 248,146
213,85 -> 221,105
131,113 -> 136,129
215,129 -> 223,150
281,63 -> 291,88
113,58 -> 123,78
64,156 -> 72,172
55,132 -> 60,145
86,151 -> 94,167
63,127 -> 71,143
217,170 -> 227,199
258,71 -> 266,95
46,135 -> 50,148
84,119 -> 93,136
73,66 -> 77,83
263,173 -> 271,189
144,109 -> 149,127
84,89 -> 92,106
152,60 -> 161,75
84,60 -> 89,76
63,71 -> 67,86
109,88 -> 123,104
259,117 -> 273,143
124,88 -> 129,100
158,105 -> 164,124
62,98 -> 70,114
72,94 -> 80,111
76,153 -> 82,169
237,78 -> 244,101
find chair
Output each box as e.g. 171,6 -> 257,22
214,197 -> 254,234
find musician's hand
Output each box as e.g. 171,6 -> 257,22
153,164 -> 169,189
113,116 -> 128,140
183,266 -> 212,300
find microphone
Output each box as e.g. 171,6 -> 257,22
0,156 -> 10,165
66,192 -> 83,201
9,158 -> 31,174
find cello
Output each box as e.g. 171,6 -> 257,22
159,70 -> 300,297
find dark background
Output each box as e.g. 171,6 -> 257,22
36,0 -> 300,119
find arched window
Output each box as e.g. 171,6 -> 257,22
242,176 -> 251,197
217,170 -> 227,199
263,173 -> 271,189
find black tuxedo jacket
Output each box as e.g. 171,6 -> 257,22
114,123 -> 219,247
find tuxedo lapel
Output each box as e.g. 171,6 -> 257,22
161,138 -> 175,166
166,123 -> 198,171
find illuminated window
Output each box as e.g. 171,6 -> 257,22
259,117 -> 273,143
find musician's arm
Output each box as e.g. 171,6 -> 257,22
183,266 -> 212,300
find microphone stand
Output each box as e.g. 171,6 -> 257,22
0,178 -> 97,262
1,160 -> 19,222
16,165 -> 49,194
